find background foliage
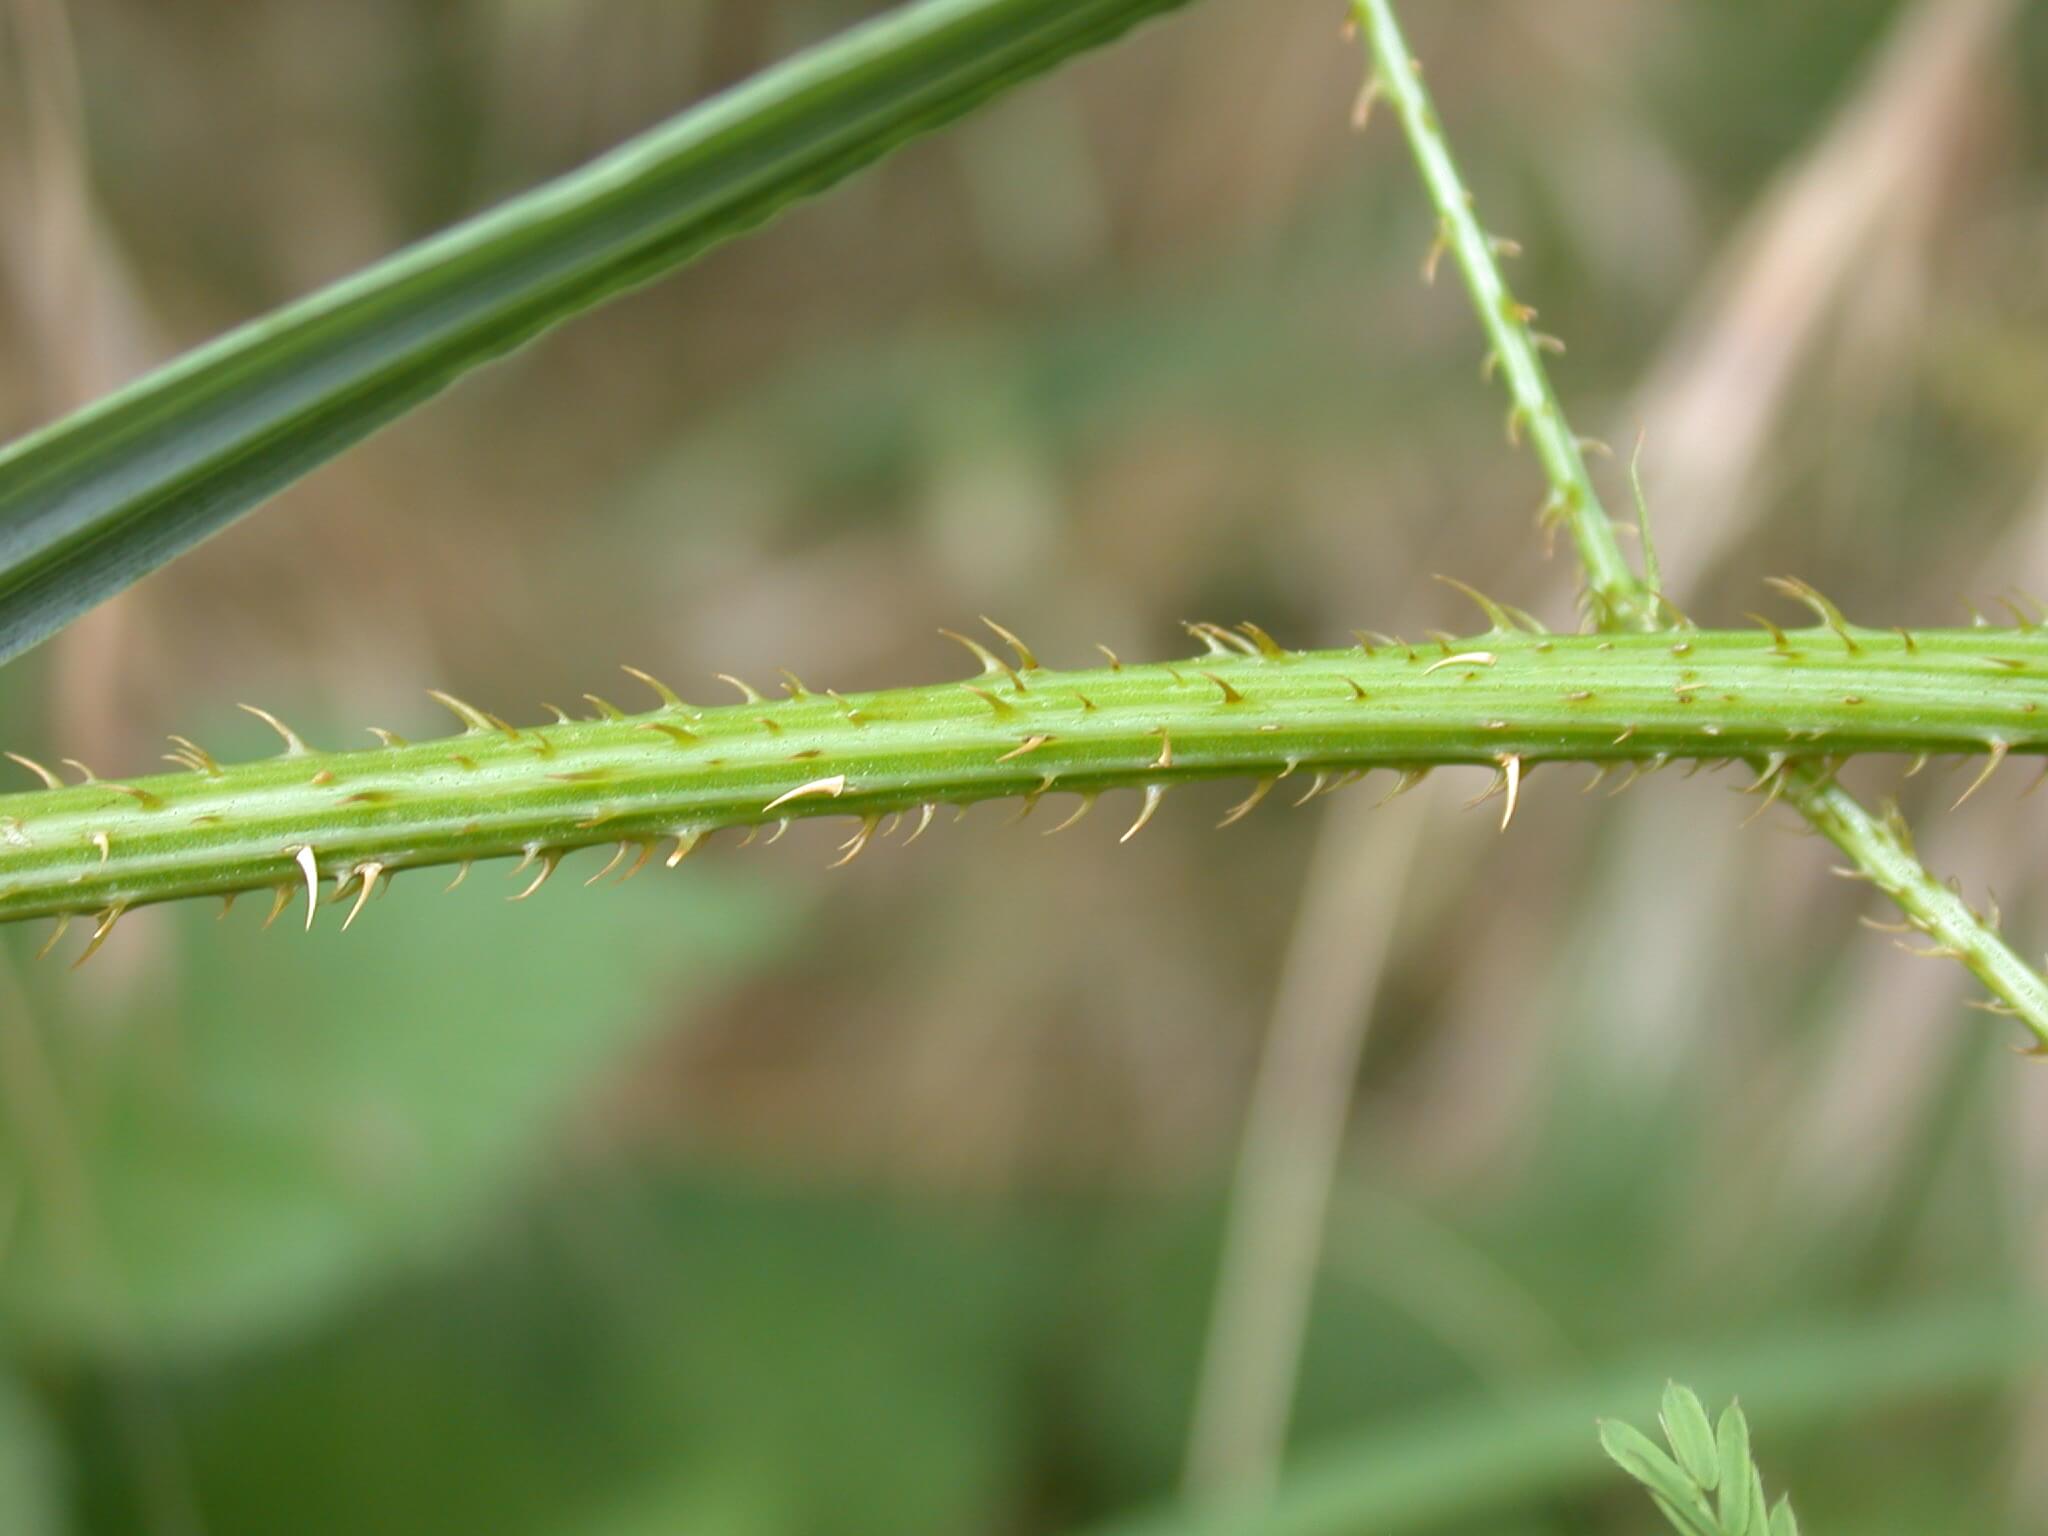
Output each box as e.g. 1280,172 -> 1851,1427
2,0 -> 2048,1532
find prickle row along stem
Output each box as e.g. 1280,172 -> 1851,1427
4,615 -> 2046,993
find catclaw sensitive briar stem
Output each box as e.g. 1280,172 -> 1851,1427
1349,0 -> 2048,1041
1347,0 -> 1657,635
2,619 -> 2045,1001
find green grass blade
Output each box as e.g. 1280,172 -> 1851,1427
1086,1298 -> 2045,1535
0,0 -> 1197,666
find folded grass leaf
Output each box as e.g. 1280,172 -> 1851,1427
0,0 -> 1197,666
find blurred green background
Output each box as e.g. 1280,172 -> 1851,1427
4,0 -> 2048,1531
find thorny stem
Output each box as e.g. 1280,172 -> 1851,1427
1800,779 -> 2048,1036
1351,0 -> 2048,1046
1349,0 -> 1657,633
2,624 -> 2047,1013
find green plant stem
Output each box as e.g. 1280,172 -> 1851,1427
0,0 -> 1201,666
1349,0 -> 2048,1041
1797,779 -> 2048,1037
1,625 -> 2043,997
1350,0 -> 1655,633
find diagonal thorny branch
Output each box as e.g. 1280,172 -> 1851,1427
1348,0 -> 2048,1044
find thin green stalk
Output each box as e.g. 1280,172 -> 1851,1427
1796,779 -> 2048,1040
1350,0 -> 1656,633
1349,0 -> 2048,1042
2,624 -> 2044,1026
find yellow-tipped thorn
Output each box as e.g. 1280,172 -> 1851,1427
1120,783 -> 1166,844
1201,671 -> 1246,705
764,774 -> 847,813
1499,754 -> 1522,832
828,813 -> 880,869
292,845 -> 320,931
262,884 -> 293,930
37,913 -> 72,961
1953,742 -> 2009,810
904,803 -> 938,846
996,735 -> 1051,764
1764,576 -> 1861,652
342,863 -> 384,931
1045,793 -> 1098,836
716,674 -> 765,705
962,684 -> 1017,719
621,665 -> 686,711
1433,575 -> 1522,634
1421,650 -> 1497,675
428,689 -> 511,738
665,830 -> 703,868
1421,230 -> 1447,285
509,850 -> 559,901
445,860 -> 472,893
940,630 -> 1022,689
1350,75 -> 1380,130
72,905 -> 125,971
979,616 -> 1039,671
587,842 -> 634,886
1237,622 -> 1287,661
240,704 -> 312,756
1378,768 -> 1430,806
1218,777 -> 1276,828
167,735 -> 221,776
638,721 -> 699,747
4,752 -> 63,790
1740,765 -> 1792,828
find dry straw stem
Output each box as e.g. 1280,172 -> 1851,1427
1348,0 -> 2048,1043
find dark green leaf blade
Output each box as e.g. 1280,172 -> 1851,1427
0,0 -> 1196,666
